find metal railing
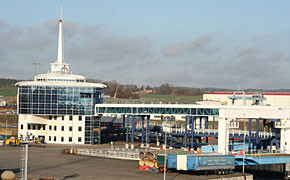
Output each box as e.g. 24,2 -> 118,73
76,148 -> 140,160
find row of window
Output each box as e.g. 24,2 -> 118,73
48,136 -> 82,142
37,78 -> 85,82
23,124 -> 82,132
48,125 -> 82,132
48,115 -> 84,121
19,86 -> 100,93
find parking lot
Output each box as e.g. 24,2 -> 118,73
0,144 -> 248,180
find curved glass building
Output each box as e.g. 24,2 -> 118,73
16,12 -> 106,144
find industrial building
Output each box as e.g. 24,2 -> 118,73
203,91 -> 290,106
16,13 -> 106,144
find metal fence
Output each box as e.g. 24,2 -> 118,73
76,148 -> 140,160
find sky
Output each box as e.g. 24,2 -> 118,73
1,1 -> 290,89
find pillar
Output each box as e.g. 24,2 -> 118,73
256,119 -> 260,146
125,115 -> 129,149
249,119 -> 252,151
131,115 -> 135,149
281,128 -> 285,153
282,128 -> 290,154
184,116 -> 188,151
141,116 -> 145,148
170,115 -> 173,149
146,115 -> 150,148
191,116 -> 195,151
201,117 -> 206,129
218,117 -> 229,155
196,117 -> 200,129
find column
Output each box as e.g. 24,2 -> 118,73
169,115 -> 174,149
125,115 -> 129,149
196,117 -> 200,129
146,115 -> 150,148
131,115 -> 135,149
191,116 -> 195,151
184,116 -> 188,151
218,118 -> 229,155
248,119 -> 252,152
141,116 -> 145,148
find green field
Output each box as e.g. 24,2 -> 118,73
138,93 -> 202,103
0,87 -> 17,97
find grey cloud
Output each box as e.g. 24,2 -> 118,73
236,47 -> 261,57
1,18 -> 290,89
163,35 -> 211,57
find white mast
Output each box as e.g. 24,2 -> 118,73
50,7 -> 69,73
57,7 -> 64,64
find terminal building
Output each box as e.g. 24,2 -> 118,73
203,92 -> 290,106
16,14 -> 106,144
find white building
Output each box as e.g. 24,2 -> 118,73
203,92 -> 290,107
16,11 -> 106,144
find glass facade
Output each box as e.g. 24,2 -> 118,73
18,86 -> 103,115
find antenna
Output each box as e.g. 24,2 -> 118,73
60,7 -> 63,21
32,62 -> 41,75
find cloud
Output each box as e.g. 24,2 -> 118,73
236,47 -> 261,57
163,35 -> 211,57
0,19 -> 153,80
0,19 -> 290,89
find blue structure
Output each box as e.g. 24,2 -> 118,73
168,154 -> 235,171
235,155 -> 290,166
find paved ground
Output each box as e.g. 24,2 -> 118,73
0,144 -> 249,180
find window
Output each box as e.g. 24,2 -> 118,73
38,125 -> 41,130
28,124 -> 31,130
54,116 -> 57,120
21,124 -> 23,129
69,137 -> 72,142
78,126 -> 82,132
54,136 -> 56,141
62,116 -> 64,120
49,125 -> 52,130
49,116 -> 52,120
32,125 -> 36,130
79,116 -> 82,121
69,126 -> 72,131
49,136 -> 51,141
78,137 -> 81,142
61,137 -> 64,142
54,126 -> 57,131
61,126 -> 64,131
69,116 -> 73,121
43,125 -> 46,130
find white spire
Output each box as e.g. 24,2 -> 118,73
57,7 -> 63,64
51,7 -> 70,74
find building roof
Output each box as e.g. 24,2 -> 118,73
205,92 -> 290,96
16,81 -> 106,88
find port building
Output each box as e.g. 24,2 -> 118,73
203,92 -> 290,106
16,13 -> 106,144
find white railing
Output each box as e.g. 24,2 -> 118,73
161,126 -> 273,138
76,148 -> 140,160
